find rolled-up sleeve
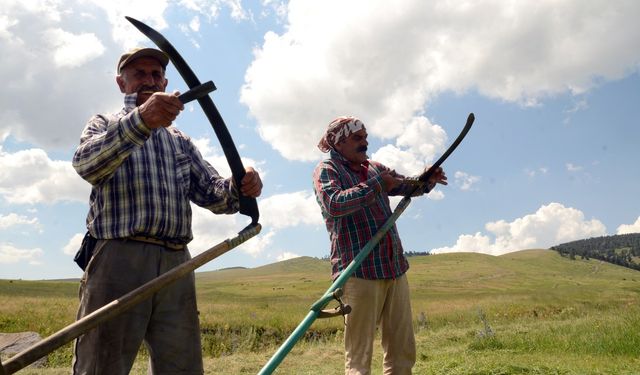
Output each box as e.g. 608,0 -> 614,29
72,109 -> 151,186
313,160 -> 383,218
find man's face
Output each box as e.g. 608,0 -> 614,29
335,128 -> 369,167
116,56 -> 168,105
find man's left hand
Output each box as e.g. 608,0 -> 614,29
427,167 -> 447,190
238,167 -> 263,198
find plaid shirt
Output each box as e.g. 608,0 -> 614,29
73,94 -> 239,243
313,150 -> 428,280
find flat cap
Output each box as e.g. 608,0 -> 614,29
117,47 -> 169,74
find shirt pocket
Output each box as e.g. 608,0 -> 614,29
174,152 -> 191,193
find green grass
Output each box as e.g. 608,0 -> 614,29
2,250 -> 640,374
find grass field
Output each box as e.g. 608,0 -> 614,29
2,249 -> 640,374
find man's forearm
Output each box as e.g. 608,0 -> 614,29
73,110 -> 150,185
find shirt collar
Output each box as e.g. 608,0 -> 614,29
329,149 -> 347,163
123,93 -> 138,113
329,149 -> 369,172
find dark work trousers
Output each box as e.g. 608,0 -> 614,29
72,239 -> 203,375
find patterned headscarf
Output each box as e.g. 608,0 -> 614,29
317,116 -> 366,153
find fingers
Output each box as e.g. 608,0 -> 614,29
424,166 -> 448,187
155,92 -> 184,114
240,167 -> 263,198
435,168 -> 448,185
139,92 -> 184,129
380,170 -> 401,192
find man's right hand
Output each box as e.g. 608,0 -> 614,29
138,92 -> 184,129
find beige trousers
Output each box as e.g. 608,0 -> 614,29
343,274 -> 416,375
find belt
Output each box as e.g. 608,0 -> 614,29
126,235 -> 187,251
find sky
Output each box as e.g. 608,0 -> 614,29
1,0 -> 639,280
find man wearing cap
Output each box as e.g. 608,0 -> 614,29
312,116 -> 447,375
71,47 -> 263,374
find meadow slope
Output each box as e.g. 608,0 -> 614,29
2,249 -> 639,374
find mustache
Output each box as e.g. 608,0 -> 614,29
137,85 -> 161,94
356,146 -> 368,153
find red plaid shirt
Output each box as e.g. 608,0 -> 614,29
313,150 -> 427,280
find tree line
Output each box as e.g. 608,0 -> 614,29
551,233 -> 640,271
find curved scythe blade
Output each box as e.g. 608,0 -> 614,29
419,113 -> 475,183
125,16 -> 259,224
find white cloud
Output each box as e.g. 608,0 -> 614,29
224,0 -> 249,21
276,251 -> 300,262
431,202 -> 607,255
0,243 -> 43,265
188,204 -> 274,259
396,117 -> 448,160
238,229 -> 274,257
179,0 -> 206,12
0,1 -> 120,149
241,0 -> 640,161
187,190 -> 322,260
63,232 -> 85,256
0,13 -> 19,40
454,171 -> 480,191
189,16 -> 200,32
189,204 -> 245,255
0,147 -> 88,204
0,213 -> 39,229
0,0 -> 247,151
617,216 -> 640,235
566,163 -> 583,172
1,1 -> 64,23
564,99 -> 589,114
0,0 -> 266,151
525,167 -> 548,178
371,116 -> 447,175
177,0 -> 247,22
260,0 -> 288,21
190,136 -> 265,180
259,190 -> 323,230
426,189 -> 444,201
47,28 -> 105,68
85,0 -> 170,46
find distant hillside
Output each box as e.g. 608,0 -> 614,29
194,249 -> 640,299
551,233 -> 640,271
196,256 -> 330,282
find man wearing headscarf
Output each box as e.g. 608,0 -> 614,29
313,116 -> 447,375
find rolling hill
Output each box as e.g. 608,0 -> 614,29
194,249 -> 640,326
2,249 -> 640,373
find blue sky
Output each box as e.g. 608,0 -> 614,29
1,0 -> 639,280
